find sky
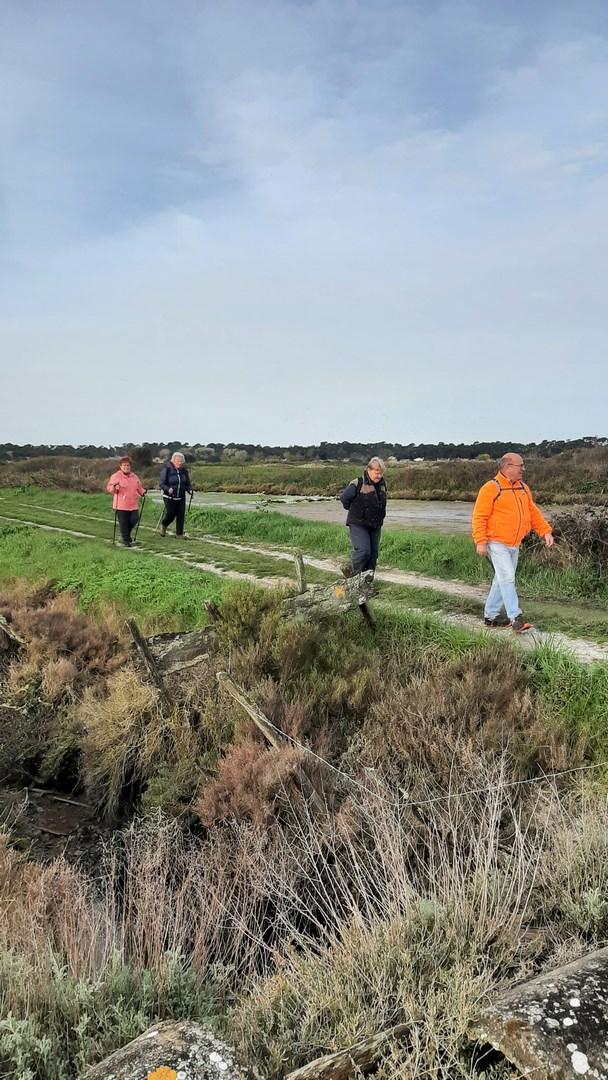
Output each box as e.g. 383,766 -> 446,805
1,0 -> 608,447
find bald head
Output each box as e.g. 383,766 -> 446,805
499,452 -> 525,480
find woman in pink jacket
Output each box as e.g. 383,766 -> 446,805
106,457 -> 146,547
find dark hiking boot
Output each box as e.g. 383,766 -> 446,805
511,614 -> 533,634
484,614 -> 511,628
341,563 -> 354,578
159,524 -> 166,537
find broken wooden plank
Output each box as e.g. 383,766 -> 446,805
469,944 -> 608,1079
284,1022 -> 413,1080
126,618 -> 172,708
281,576 -> 373,621
216,672 -> 283,749
144,627 -> 219,675
0,614 -> 24,652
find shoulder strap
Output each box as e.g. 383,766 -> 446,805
491,478 -> 502,504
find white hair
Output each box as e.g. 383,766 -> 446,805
171,451 -> 186,464
367,456 -> 385,471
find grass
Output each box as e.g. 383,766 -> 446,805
7,488 -> 607,603
0,524 -> 228,632
2,567 -> 608,1077
3,490 -> 608,641
524,645 -> 608,764
0,491 -> 331,586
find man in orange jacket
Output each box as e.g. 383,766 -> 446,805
471,453 -> 554,633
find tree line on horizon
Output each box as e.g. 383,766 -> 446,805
1,435 -> 606,467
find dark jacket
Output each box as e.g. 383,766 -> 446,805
340,472 -> 387,529
159,461 -> 193,500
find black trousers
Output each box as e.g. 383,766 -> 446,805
161,496 -> 186,535
117,509 -> 139,545
348,524 -> 382,573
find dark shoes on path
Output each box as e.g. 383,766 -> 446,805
159,524 -> 167,537
484,614 -> 511,628
485,613 -> 533,633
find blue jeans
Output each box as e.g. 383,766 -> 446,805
348,525 -> 382,574
484,542 -> 521,620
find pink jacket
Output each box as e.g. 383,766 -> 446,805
106,470 -> 145,511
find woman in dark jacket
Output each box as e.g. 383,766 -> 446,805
339,456 -> 387,579
159,452 -> 193,537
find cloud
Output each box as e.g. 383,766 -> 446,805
1,0 -> 608,443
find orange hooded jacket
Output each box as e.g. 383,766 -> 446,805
471,473 -> 551,547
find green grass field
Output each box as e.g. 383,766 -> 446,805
3,488 -> 608,640
0,523 -> 228,632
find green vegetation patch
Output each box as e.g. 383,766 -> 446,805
0,523 -> 227,632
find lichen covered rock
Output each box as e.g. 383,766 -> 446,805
470,946 -> 608,1078
81,1020 -> 260,1080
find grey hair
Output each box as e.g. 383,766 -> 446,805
171,451 -> 186,464
367,456 -> 385,471
499,453 -> 522,470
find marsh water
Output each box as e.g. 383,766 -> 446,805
187,492 -> 475,533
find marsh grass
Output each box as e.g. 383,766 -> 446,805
2,774 -> 608,1079
0,523 -> 228,631
5,489 -> 608,607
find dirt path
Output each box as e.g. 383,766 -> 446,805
7,498 -> 485,598
2,508 -> 607,664
0,514 -> 291,588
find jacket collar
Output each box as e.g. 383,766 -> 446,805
496,471 -> 524,489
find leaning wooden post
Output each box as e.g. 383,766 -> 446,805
216,672 -> 326,814
126,618 -> 172,709
294,550 -> 307,594
216,671 -> 282,748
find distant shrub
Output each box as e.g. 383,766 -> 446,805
546,506 -> 608,574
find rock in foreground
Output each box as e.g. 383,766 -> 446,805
81,1020 -> 259,1080
470,945 -> 608,1078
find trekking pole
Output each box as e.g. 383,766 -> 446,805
155,507 -> 164,533
112,483 -> 119,545
133,492 -> 146,543
187,491 -> 194,515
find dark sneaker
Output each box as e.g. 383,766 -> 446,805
341,562 -> 354,578
484,614 -> 510,628
159,524 -> 166,537
511,614 -> 533,634
364,571 -> 375,585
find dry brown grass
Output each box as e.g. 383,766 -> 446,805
196,738 -> 332,827
230,779 -> 608,1079
74,668 -> 168,814
1,767 -> 607,1078
353,642 -> 584,797
0,584 -> 127,703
